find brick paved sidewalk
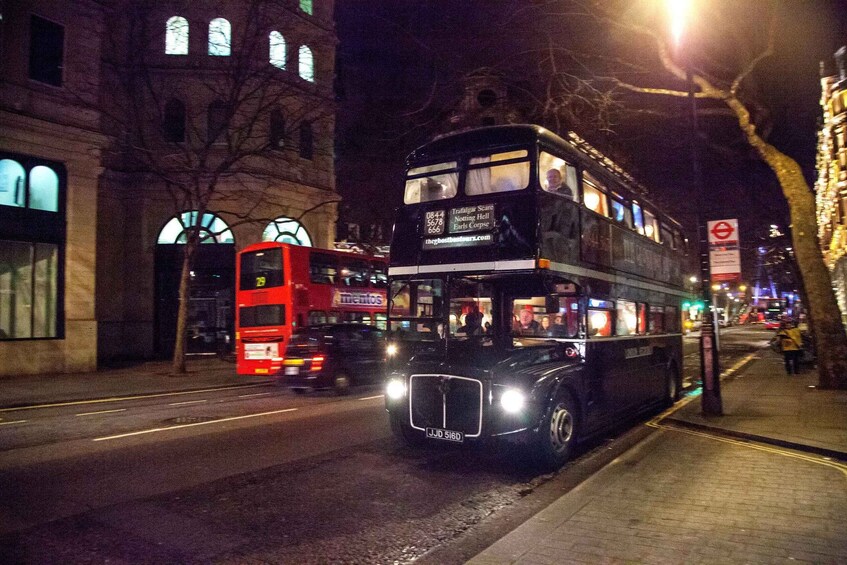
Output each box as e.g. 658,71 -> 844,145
468,351 -> 847,564
468,423 -> 847,564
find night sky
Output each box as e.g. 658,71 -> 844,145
335,0 -> 847,281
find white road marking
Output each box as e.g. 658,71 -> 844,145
168,400 -> 208,406
359,395 -> 385,401
76,409 -> 127,417
93,408 -> 299,441
237,392 -> 272,398
0,420 -> 27,426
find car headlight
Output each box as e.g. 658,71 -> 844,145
386,378 -> 406,400
386,343 -> 398,357
500,388 -> 526,413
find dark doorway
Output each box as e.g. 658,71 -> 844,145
154,244 -> 235,358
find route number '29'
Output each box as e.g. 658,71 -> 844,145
256,276 -> 266,287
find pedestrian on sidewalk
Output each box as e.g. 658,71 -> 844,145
776,320 -> 803,375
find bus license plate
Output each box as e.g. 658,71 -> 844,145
426,427 -> 464,443
285,366 -> 299,376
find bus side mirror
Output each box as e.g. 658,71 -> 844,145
546,295 -> 559,314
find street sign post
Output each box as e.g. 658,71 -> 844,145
707,219 -> 741,283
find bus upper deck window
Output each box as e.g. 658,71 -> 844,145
632,201 -> 645,235
404,162 -> 458,204
611,197 -> 632,227
539,151 -> 577,200
467,150 -> 529,195
582,178 -> 609,217
644,210 -> 660,242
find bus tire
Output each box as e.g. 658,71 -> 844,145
665,364 -> 679,407
333,371 -> 351,395
535,390 -> 578,470
390,411 -> 426,447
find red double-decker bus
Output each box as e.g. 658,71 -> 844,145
235,242 -> 388,375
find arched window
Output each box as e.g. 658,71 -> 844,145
298,45 -> 314,82
299,121 -> 313,159
269,31 -> 286,69
163,98 -> 186,142
262,217 -> 312,246
269,108 -> 285,149
299,0 -> 313,16
165,16 -> 189,55
157,211 -> 234,244
208,18 -> 231,56
29,166 -> 59,212
0,159 -> 25,208
207,100 -> 227,143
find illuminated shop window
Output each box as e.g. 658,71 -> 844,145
0,159 -> 59,212
28,166 -> 59,212
261,217 -> 312,246
208,18 -> 231,56
157,211 -> 234,244
165,16 -> 189,55
299,45 -> 314,82
269,31 -> 286,69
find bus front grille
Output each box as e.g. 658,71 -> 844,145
409,375 -> 483,437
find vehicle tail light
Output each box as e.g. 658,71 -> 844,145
310,355 -> 325,372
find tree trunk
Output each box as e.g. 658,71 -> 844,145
172,239 -> 196,374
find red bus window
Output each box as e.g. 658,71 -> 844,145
341,259 -> 369,287
309,252 -> 337,284
239,247 -> 283,290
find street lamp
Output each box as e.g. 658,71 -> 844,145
667,0 -> 722,415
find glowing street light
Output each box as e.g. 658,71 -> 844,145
667,0 -> 692,48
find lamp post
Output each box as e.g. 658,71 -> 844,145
669,0 -> 722,415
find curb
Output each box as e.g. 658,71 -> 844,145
661,417 -> 847,462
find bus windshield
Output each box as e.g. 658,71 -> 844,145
239,247 -> 283,290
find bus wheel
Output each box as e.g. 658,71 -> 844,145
536,391 -> 578,470
665,365 -> 679,407
333,372 -> 351,395
390,411 -> 426,447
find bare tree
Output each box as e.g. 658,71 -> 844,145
519,0 -> 847,388
102,0 -> 338,373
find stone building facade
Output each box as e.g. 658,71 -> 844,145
0,0 -> 337,376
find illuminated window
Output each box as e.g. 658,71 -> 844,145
539,151 -> 577,200
158,211 -> 234,244
644,209 -> 660,242
0,154 -> 66,340
637,303 -> 647,334
404,162 -> 459,204
582,173 -> 608,217
269,31 -> 286,69
611,197 -> 633,228
299,45 -> 314,82
261,216 -> 312,246
587,298 -> 614,337
467,150 -> 529,195
208,18 -> 231,56
649,306 -> 665,334
615,299 -> 637,336
632,201 -> 645,235
165,16 -> 189,55
300,0 -> 313,15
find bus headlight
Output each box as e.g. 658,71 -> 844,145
386,378 -> 406,400
500,388 -> 526,414
386,343 -> 398,357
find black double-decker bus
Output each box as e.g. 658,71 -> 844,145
383,125 -> 688,468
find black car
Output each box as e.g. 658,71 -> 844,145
281,323 -> 386,394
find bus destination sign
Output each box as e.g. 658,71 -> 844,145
448,204 -> 495,233
422,204 -> 495,250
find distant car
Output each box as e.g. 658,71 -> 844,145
280,323 -> 385,394
763,319 -> 781,330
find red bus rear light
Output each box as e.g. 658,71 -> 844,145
310,355 -> 325,372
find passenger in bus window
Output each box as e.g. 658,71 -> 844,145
551,314 -> 567,337
545,168 -> 574,200
517,308 -> 541,335
540,315 -> 552,335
